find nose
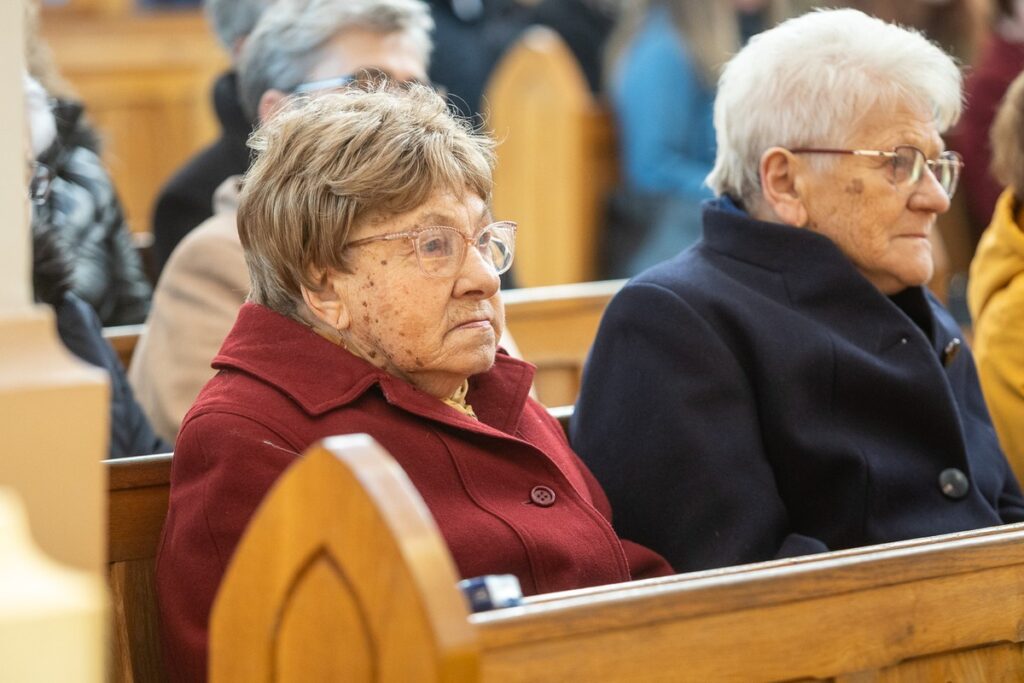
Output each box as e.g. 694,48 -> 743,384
909,165 -> 951,214
453,242 -> 500,299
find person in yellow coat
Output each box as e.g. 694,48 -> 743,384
968,69 -> 1024,481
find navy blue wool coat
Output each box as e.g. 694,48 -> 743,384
572,198 -> 1024,573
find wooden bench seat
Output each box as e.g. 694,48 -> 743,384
102,324 -> 145,371
503,279 -> 623,406
209,436 -> 1024,681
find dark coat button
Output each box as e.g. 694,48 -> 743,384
530,486 -> 556,507
942,338 -> 962,367
939,468 -> 969,499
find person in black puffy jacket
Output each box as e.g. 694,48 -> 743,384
31,215 -> 171,459
26,73 -> 170,458
35,98 -> 153,326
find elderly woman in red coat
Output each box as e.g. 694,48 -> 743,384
155,83 -> 672,680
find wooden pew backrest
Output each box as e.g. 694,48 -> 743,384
503,279 -> 623,406
210,436 -> 478,681
107,453 -> 171,682
210,435 -> 1024,682
102,324 -> 144,370
486,26 -> 617,287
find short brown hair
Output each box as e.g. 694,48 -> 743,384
237,84 -> 495,316
990,70 -> 1024,199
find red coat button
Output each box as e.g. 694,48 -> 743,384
530,485 -> 556,507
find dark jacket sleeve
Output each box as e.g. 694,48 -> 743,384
152,179 -> 216,276
55,293 -> 172,458
545,407 -> 674,581
571,281 -> 827,572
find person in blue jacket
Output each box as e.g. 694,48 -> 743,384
572,8 -> 1024,573
603,0 -> 786,277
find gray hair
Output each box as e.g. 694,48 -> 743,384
706,8 -> 963,207
203,0 -> 276,52
237,0 -> 434,121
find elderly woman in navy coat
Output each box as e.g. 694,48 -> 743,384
572,8 -> 1024,573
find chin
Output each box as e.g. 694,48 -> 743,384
464,346 -> 497,378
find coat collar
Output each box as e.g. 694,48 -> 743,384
699,197 -> 947,352
212,303 -> 536,437
701,197 -> 879,294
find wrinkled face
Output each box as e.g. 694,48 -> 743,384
798,103 -> 951,294
333,190 -> 505,398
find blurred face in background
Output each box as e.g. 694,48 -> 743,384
257,27 -> 429,122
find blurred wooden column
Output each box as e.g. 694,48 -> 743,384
0,0 -> 108,575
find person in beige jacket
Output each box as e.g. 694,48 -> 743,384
968,69 -> 1024,482
129,177 -> 245,442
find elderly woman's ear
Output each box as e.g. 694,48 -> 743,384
257,89 -> 289,124
300,274 -> 351,333
758,147 -> 809,228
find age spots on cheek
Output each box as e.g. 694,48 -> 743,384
845,178 -> 865,195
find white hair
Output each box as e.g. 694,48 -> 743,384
237,0 -> 434,121
24,74 -> 56,158
706,8 -> 963,207
203,0 -> 277,52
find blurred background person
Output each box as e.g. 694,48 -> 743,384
150,0 -> 276,275
526,0 -> 619,94
847,0 -> 981,64
26,74 -> 171,459
601,0 -> 790,278
425,0 -> 528,121
130,0 -> 434,443
968,68 -> 1024,481
955,0 -> 1024,245
25,0 -> 153,326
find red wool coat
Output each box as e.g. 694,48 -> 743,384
156,303 -> 670,681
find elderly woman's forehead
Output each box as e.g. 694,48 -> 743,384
360,191 -> 490,229
847,103 -> 944,149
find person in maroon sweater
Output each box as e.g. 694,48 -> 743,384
155,80 -> 672,680
955,0 -> 1024,243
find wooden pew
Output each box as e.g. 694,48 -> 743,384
210,436 -> 1024,681
503,279 -> 624,406
106,452 -> 172,683
485,26 -> 618,287
102,323 -> 145,370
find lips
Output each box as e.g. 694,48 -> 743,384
453,318 -> 492,330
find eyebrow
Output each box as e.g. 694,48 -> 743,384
417,209 -> 491,228
883,131 -> 944,156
